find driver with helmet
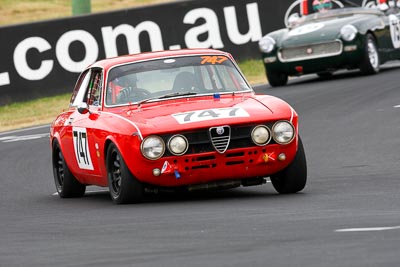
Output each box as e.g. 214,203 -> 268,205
313,0 -> 333,12
107,74 -> 139,105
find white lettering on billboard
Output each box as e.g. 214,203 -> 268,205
56,30 -> 99,73
13,37 -> 53,80
3,2 -> 264,90
184,8 -> 224,49
101,22 -> 164,58
0,72 -> 10,86
224,3 -> 262,45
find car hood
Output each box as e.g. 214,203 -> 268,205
278,13 -> 378,47
114,94 -> 294,135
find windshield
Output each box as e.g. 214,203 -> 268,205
301,7 -> 381,24
105,55 -> 251,106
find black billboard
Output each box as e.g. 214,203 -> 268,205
1,0 -> 366,105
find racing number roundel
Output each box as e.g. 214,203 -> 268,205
288,23 -> 325,36
72,127 -> 94,170
389,15 -> 400,49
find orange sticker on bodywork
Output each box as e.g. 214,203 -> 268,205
200,56 -> 228,65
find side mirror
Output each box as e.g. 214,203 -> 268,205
77,103 -> 90,114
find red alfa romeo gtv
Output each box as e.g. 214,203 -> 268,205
50,49 -> 307,204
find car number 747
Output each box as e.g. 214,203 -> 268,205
72,127 -> 94,170
172,107 -> 250,124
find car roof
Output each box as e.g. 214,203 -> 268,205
90,49 -> 231,69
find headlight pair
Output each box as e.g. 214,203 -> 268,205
142,121 -> 295,160
252,121 -> 295,146
141,134 -> 188,160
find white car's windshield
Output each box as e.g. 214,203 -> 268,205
105,55 -> 251,106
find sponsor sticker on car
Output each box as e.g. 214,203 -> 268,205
288,22 -> 325,36
72,127 -> 94,170
200,56 -> 228,65
172,107 -> 249,124
389,14 -> 400,48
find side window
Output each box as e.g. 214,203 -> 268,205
70,70 -> 92,107
87,70 -> 103,106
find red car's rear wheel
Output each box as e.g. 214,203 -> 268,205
52,140 -> 86,198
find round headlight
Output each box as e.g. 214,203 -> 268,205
340,25 -> 358,42
272,121 -> 295,144
259,36 -> 276,53
141,135 -> 165,160
168,135 -> 188,156
251,125 -> 271,146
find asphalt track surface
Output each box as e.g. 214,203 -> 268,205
1,66 -> 400,267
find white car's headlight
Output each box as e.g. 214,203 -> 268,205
251,125 -> 271,146
141,135 -> 165,160
340,25 -> 358,41
168,135 -> 188,156
259,36 -> 276,53
272,121 -> 295,144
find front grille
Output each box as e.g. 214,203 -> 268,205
209,126 -> 231,153
161,122 -> 277,157
279,40 -> 342,62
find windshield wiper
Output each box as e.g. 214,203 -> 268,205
158,91 -> 197,99
137,91 -> 197,106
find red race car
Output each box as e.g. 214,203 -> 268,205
50,49 -> 307,204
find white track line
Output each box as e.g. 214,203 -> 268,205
0,124 -> 50,135
335,226 -> 400,232
52,189 -> 109,196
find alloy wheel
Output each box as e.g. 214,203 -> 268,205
367,38 -> 379,70
110,151 -> 122,196
55,150 -> 65,189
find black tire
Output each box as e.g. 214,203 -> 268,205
270,137 -> 307,194
360,34 -> 380,75
52,140 -> 86,198
106,143 -> 144,204
267,70 -> 288,87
